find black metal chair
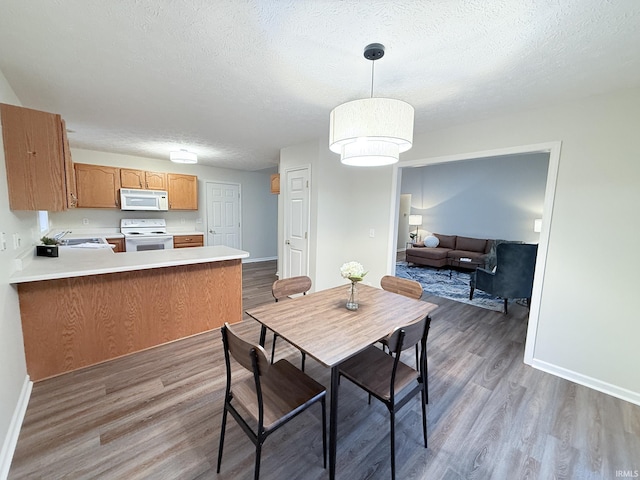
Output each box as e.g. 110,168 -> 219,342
338,316 -> 431,480
380,275 -> 427,401
469,242 -> 538,313
217,322 -> 327,480
270,275 -> 312,369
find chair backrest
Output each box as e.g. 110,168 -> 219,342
221,322 -> 270,376
272,275 -> 312,302
384,316 -> 430,355
380,275 -> 423,300
494,243 -> 538,298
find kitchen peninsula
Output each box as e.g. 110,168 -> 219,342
10,245 -> 249,381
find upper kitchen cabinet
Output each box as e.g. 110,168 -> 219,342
74,163 -> 121,208
1,103 -> 77,211
167,173 -> 198,210
121,168 -> 167,190
145,171 -> 167,190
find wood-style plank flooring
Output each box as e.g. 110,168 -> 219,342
9,260 -> 640,479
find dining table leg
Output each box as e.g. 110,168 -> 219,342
329,365 -> 339,480
258,325 -> 267,347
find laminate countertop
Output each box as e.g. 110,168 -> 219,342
10,245 -> 249,284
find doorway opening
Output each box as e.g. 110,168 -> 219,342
389,141 -> 561,365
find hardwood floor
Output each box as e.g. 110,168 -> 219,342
9,260 -> 640,479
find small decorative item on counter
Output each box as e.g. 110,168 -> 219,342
37,236 -> 60,257
340,261 -> 367,311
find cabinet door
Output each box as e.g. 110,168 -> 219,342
60,119 -> 77,208
1,103 -> 68,211
270,173 -> 280,194
167,173 -> 198,210
120,169 -> 145,189
145,171 -> 167,190
105,237 -> 125,253
74,163 -> 121,208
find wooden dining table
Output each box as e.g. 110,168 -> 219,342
245,283 -> 438,480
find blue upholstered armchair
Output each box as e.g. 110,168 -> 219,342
469,243 -> 538,314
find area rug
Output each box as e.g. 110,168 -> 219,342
395,262 -> 506,312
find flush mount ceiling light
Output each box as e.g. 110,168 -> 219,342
329,43 -> 414,167
170,149 -> 197,164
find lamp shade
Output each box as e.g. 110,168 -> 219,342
170,149 -> 197,164
408,215 -> 423,226
329,97 -> 414,166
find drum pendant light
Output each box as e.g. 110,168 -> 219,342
329,43 -> 414,167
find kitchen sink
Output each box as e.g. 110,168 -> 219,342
59,237 -> 107,246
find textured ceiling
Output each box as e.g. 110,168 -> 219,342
0,1 -> 639,171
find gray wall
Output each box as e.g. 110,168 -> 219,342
0,71 -> 31,478
401,153 -> 549,243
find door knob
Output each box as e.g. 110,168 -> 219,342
209,229 -> 216,234
285,240 -> 291,245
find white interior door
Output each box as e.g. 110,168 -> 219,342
284,166 -> 309,278
206,182 -> 240,248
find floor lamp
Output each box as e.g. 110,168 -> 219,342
408,215 -> 422,242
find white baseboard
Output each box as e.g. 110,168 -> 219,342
531,359 -> 640,407
242,256 -> 276,264
0,375 -> 32,480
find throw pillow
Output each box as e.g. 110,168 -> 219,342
434,233 -> 456,249
424,235 -> 439,248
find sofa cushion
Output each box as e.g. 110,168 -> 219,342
434,233 -> 456,249
447,250 -> 487,263
455,236 -> 487,253
424,235 -> 439,248
408,247 -> 449,260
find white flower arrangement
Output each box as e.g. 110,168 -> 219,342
340,261 -> 367,282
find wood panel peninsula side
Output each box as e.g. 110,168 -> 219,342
10,246 -> 249,381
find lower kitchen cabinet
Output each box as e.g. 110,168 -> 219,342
106,237 -> 125,252
173,234 -> 204,248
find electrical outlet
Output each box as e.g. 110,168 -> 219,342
0,232 -> 6,251
369,228 -> 375,238
12,233 -> 21,249
82,218 -> 89,225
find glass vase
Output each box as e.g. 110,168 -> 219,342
346,281 -> 359,311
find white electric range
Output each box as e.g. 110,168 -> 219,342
120,219 -> 173,252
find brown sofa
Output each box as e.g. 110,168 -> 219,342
406,233 -> 492,270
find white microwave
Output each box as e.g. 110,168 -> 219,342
120,189 -> 169,211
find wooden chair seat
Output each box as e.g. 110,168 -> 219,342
232,358 -> 326,430
338,346 -> 419,402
